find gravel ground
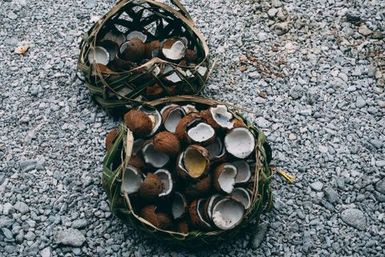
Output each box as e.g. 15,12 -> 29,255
1,0 -> 384,256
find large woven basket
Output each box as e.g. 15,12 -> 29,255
77,0 -> 210,115
102,96 -> 273,247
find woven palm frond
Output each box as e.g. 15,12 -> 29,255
102,96 -> 273,247
78,0 -> 211,115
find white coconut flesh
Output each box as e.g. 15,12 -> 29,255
206,194 -> 221,219
142,143 -> 169,168
217,164 -> 237,194
210,105 -> 234,129
163,108 -> 185,133
212,198 -> 244,230
138,106 -> 161,135
187,123 -> 215,143
154,169 -> 173,197
171,192 -> 186,219
231,188 -> 251,209
224,128 -> 255,159
102,30 -> 126,46
197,199 -> 212,228
120,166 -> 143,194
183,147 -> 207,178
233,160 -> 252,183
206,138 -> 224,159
182,104 -> 197,114
162,40 -> 186,60
88,46 -> 110,65
126,31 -> 147,43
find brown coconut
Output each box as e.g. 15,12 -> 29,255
105,128 -> 119,151
153,131 -> 181,156
139,173 -> 163,200
175,113 -> 202,141
184,176 -> 212,198
120,38 -> 145,63
124,109 -> 153,137
177,220 -> 189,234
140,205 -> 172,230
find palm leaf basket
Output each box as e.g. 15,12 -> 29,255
77,0 -> 210,115
102,96 -> 273,248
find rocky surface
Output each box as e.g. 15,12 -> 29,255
0,0 -> 384,256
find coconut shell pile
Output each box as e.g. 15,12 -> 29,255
103,98 -> 273,240
77,0 -> 210,114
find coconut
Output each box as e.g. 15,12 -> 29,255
171,192 -> 188,219
154,169 -> 173,197
205,137 -> 226,161
233,160 -> 252,184
120,38 -> 145,62
105,128 -> 119,151
138,105 -> 162,136
181,104 -> 198,114
224,127 -> 255,159
142,142 -> 170,168
176,220 -> 189,234
88,46 -> 110,65
120,165 -> 143,195
127,155 -> 145,170
140,205 -> 172,230
153,131 -> 181,156
160,105 -> 186,133
175,113 -> 203,141
139,173 -> 163,200
184,175 -> 212,198
102,29 -> 126,46
201,105 -> 234,130
186,122 -> 215,145
124,109 -> 153,137
145,40 -> 161,58
126,31 -> 147,43
99,40 -> 119,62
162,38 -> 186,61
177,145 -> 209,180
188,199 -> 212,230
204,194 -> 222,221
211,198 -> 245,230
185,49 -> 197,63
230,187 -> 252,209
213,163 -> 237,194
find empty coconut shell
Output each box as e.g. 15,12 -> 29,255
213,163 -> 238,194
175,113 -> 203,141
188,199 -> 212,230
162,38 -> 186,61
224,127 -> 255,159
161,104 -> 186,133
142,142 -> 170,168
177,145 -> 210,180
211,198 -> 245,230
201,105 -> 234,130
172,192 -> 188,219
153,131 -> 181,156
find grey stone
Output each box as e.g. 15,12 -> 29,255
375,160 -> 385,167
252,222 -> 268,249
72,219 -> 88,229
356,96 -> 366,108
341,209 -> 366,230
24,231 -> 36,241
54,228 -> 86,247
2,227 -> 13,239
375,179 -> 385,194
272,0 -> 282,8
0,216 -> 13,228
273,21 -> 290,35
358,24 -> 373,36
40,247 -> 51,257
255,117 -> 271,128
267,8 -> 278,18
370,139 -> 383,149
3,203 -> 13,215
13,202 -> 29,214
324,187 -> 339,203
310,181 -> 323,191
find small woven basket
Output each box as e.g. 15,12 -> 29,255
77,0 -> 210,115
102,96 -> 273,247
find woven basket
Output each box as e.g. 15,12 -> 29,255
77,0 -> 210,115
102,96 -> 273,247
